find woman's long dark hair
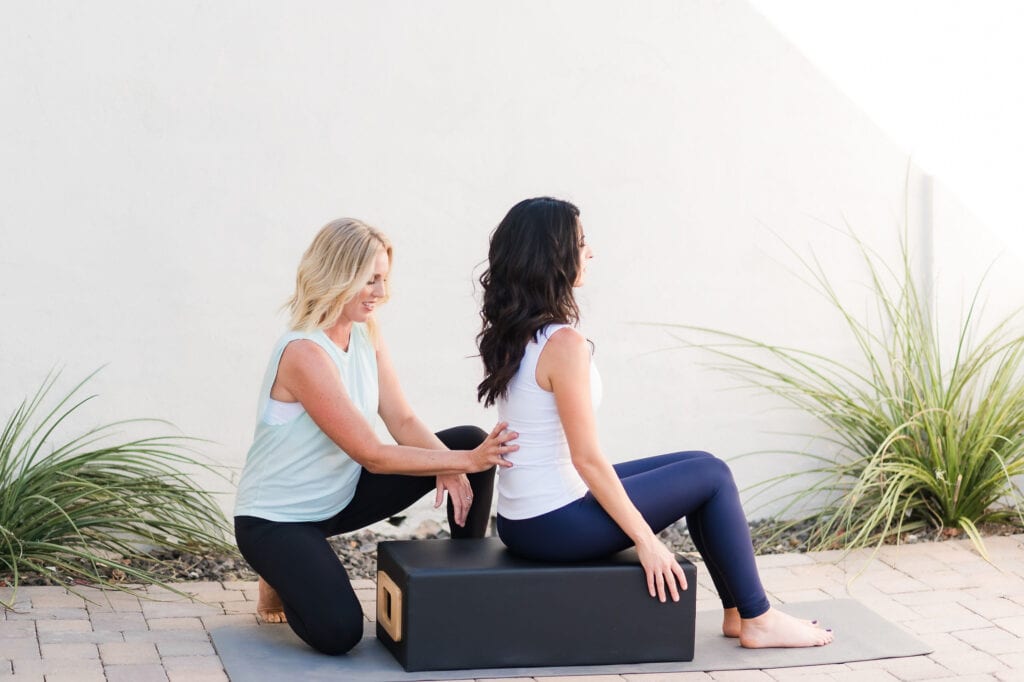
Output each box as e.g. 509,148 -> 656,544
477,197 -> 582,407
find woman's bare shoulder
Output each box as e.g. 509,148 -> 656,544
545,326 -> 587,351
279,338 -> 334,373
542,327 -> 589,368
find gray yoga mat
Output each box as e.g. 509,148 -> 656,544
210,599 -> 932,681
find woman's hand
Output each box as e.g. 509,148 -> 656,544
434,423 -> 518,515
468,421 -> 518,472
435,474 -> 473,526
540,327 -> 685,601
635,535 -> 688,603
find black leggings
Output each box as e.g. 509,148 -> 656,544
497,451 -> 771,618
234,425 -> 494,655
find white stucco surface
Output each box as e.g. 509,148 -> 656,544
3,1 -> 1020,525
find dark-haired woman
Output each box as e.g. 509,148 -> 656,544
477,197 -> 833,648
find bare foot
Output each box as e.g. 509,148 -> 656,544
722,607 -> 816,638
722,607 -> 741,637
739,608 -> 833,648
256,577 -> 287,624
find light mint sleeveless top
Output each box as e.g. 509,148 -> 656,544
234,325 -> 378,522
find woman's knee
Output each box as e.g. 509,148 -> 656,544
302,608 -> 364,655
436,424 -> 488,450
702,454 -> 737,488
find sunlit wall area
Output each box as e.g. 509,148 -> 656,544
2,1 -> 1018,522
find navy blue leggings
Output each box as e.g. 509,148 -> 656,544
497,451 -> 770,618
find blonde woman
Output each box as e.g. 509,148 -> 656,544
234,218 -> 516,655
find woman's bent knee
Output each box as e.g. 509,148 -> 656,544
465,424 -> 488,443
706,455 -> 737,487
304,615 -> 364,655
436,424 -> 488,450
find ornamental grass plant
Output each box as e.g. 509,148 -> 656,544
0,371 -> 235,606
661,227 -> 1024,558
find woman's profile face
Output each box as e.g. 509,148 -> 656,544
574,221 -> 594,287
339,247 -> 390,325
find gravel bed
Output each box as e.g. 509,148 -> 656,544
5,517 -> 1020,588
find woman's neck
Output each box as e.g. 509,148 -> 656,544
324,319 -> 354,351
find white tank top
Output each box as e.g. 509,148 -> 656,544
497,323 -> 602,519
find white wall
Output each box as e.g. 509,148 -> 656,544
3,1 -> 1021,526
750,0 -> 1024,262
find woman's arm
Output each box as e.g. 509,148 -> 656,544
376,335 -> 445,448
539,327 -> 687,602
273,338 -> 514,476
375,336 -> 482,525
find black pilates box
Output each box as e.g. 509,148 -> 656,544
375,537 -> 697,671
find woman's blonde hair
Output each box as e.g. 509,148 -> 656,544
286,218 -> 393,332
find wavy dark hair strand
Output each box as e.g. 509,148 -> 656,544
477,197 -> 582,407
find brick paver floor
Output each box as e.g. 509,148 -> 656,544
2,534 -> 1022,681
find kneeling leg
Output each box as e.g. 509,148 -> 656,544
235,518 -> 364,655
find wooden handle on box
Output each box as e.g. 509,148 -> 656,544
377,570 -> 403,642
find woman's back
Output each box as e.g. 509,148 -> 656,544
496,323 -> 601,519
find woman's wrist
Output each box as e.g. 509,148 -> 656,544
456,450 -> 476,474
631,528 -> 660,550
